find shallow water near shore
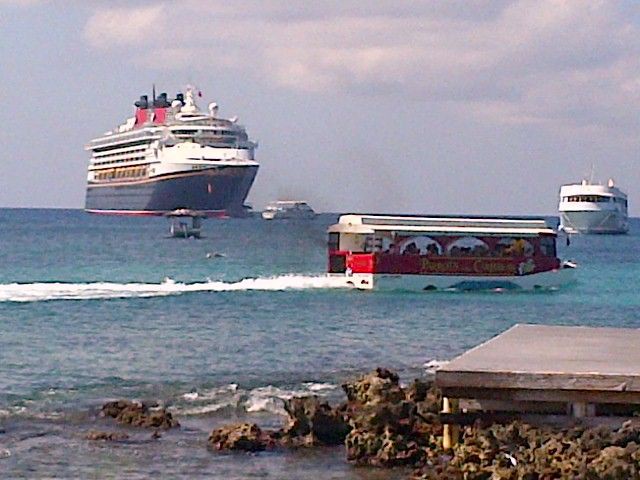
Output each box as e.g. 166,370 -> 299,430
0,209 -> 639,478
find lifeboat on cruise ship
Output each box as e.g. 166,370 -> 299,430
327,214 -> 575,291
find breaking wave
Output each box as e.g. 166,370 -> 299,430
0,381 -> 341,420
172,382 -> 339,417
0,275 -> 349,303
423,359 -> 449,374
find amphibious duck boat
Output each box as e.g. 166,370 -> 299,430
327,215 -> 575,291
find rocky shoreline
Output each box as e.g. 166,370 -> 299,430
91,368 -> 640,479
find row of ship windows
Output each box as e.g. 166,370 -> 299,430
172,129 -> 234,136
94,156 -> 146,166
94,147 -> 146,159
94,166 -> 148,181
91,134 -> 154,148
175,136 -> 240,144
93,139 -> 154,152
562,195 -> 627,205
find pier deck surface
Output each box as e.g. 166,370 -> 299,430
437,324 -> 640,400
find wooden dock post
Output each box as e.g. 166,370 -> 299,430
570,402 -> 596,418
442,397 -> 459,449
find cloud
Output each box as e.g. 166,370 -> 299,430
83,5 -> 166,49
82,0 -> 640,133
0,0 -> 43,5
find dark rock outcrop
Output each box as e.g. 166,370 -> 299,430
280,396 -> 350,446
207,369 -> 441,465
85,430 -> 130,441
342,368 -> 406,406
413,420 -> 640,479
208,397 -> 349,451
342,369 -> 442,468
208,423 -> 276,452
204,368 -> 640,479
101,400 -> 179,429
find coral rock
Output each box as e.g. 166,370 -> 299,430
208,423 -> 275,452
100,400 -> 179,429
85,430 -> 129,441
280,396 -> 350,446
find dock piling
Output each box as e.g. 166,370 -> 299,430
442,397 -> 459,449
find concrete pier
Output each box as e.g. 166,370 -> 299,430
436,324 -> 640,444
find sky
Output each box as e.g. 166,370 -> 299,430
0,0 -> 639,215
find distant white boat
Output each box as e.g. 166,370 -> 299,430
261,201 -> 316,220
558,178 -> 628,234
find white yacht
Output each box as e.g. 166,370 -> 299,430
558,179 -> 628,234
261,201 -> 316,220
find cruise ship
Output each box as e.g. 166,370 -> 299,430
85,87 -> 258,217
558,179 -> 628,234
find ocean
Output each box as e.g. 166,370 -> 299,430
0,209 -> 638,479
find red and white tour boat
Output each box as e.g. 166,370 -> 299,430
327,215 -> 575,291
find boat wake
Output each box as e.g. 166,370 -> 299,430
0,275 -> 350,303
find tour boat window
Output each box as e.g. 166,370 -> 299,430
365,236 -> 386,252
446,237 -> 489,257
328,233 -> 340,251
328,254 -> 346,273
398,236 -> 442,255
362,236 -> 377,253
496,237 -> 534,257
540,236 -> 556,257
380,236 -> 394,253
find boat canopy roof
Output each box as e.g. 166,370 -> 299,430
328,214 -> 556,237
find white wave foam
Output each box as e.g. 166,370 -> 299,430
424,359 -> 449,374
243,385 -> 298,415
302,382 -> 336,392
182,384 -> 239,402
0,405 -> 63,420
172,382 -> 340,417
174,403 -> 235,416
0,275 -> 349,302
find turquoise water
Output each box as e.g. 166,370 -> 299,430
0,209 -> 638,478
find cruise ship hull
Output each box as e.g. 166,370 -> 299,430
559,210 -> 628,234
85,165 -> 258,217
